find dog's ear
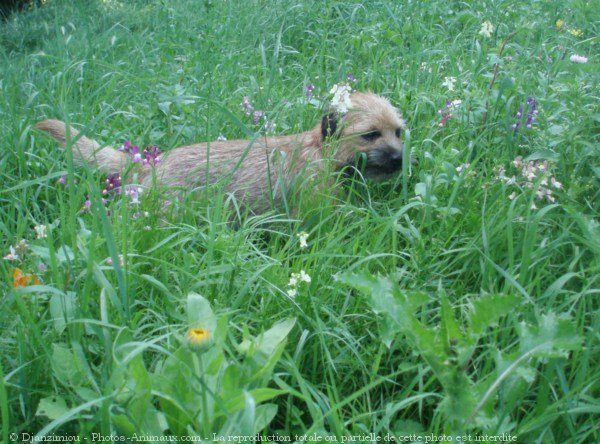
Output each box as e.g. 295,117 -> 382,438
321,112 -> 340,140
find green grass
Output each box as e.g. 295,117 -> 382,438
1,0 -> 598,441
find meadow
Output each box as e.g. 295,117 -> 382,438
0,0 -> 598,441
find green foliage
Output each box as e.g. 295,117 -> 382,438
339,271 -> 582,433
36,294 -> 292,438
0,0 -> 598,441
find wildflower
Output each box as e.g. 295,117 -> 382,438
438,99 -> 460,126
34,225 -> 47,239
106,254 -> 124,267
442,77 -> 456,91
120,141 -> 142,163
3,246 -> 19,261
241,96 -> 254,116
305,83 -> 315,100
287,269 -> 311,298
13,268 -> 40,287
511,106 -> 524,130
297,231 -> 309,249
330,84 -> 353,114
298,270 -> 311,283
58,175 -> 67,185
512,98 -> 538,131
38,262 -> 48,273
555,20 -> 564,30
103,173 -> 122,195
569,54 -> 588,64
217,134 -> 227,141
550,177 -> 562,189
263,119 -> 276,133
512,156 -> 523,168
142,145 -> 161,165
186,327 -> 212,350
124,185 -> 142,204
346,73 -> 356,83
15,239 -> 27,254
253,110 -> 265,124
536,186 -> 555,202
525,97 -> 538,128
479,21 -> 495,38
508,191 -> 517,200
568,28 -> 583,37
456,163 -> 470,174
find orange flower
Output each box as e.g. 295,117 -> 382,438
13,268 -> 41,287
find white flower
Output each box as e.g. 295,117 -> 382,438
569,54 -> 588,64
298,270 -> 311,283
288,275 -> 298,287
442,77 -> 457,91
124,186 -> 143,205
297,232 -> 309,249
508,191 -> 517,200
550,177 -> 562,189
330,84 -> 353,114
286,288 -> 297,298
496,165 -> 507,180
3,246 -> 19,261
479,21 -> 495,38
217,134 -> 227,141
34,225 -> 47,239
106,254 -> 124,267
512,156 -> 523,168
456,163 -> 470,173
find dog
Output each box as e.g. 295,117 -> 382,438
35,92 -> 406,213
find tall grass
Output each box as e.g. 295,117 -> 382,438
0,0 -> 598,441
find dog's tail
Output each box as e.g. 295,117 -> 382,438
35,119 -> 126,173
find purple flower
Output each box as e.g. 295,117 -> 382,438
120,141 -> 142,163
512,106 -> 523,130
305,83 -> 315,100
346,73 -> 356,83
253,110 -> 265,124
142,145 -> 161,165
241,96 -> 254,116
512,98 -> 538,131
58,175 -> 67,185
525,97 -> 538,128
103,173 -> 122,195
119,140 -> 132,152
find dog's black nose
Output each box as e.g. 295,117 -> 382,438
389,150 -> 403,162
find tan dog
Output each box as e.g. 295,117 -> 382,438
35,92 -> 406,213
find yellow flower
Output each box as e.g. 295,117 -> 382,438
556,20 -> 564,29
187,327 -> 212,350
568,28 -> 583,37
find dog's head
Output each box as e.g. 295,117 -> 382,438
321,92 -> 407,179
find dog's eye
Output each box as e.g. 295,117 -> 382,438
395,128 -> 402,138
361,131 -> 381,141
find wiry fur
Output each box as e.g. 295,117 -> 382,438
35,92 -> 406,213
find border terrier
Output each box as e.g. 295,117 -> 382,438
35,92 -> 406,213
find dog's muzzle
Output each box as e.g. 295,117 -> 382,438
344,147 -> 403,178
